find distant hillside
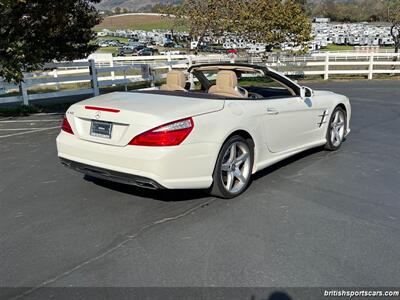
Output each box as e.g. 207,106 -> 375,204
95,13 -> 177,31
96,1 -> 352,12
96,0 -> 386,23
96,0 -> 181,11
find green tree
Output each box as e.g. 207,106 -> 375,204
294,0 -> 308,12
114,6 -> 122,15
175,0 -> 234,49
176,0 -> 311,51
0,0 -> 101,83
388,0 -> 400,53
233,0 -> 311,52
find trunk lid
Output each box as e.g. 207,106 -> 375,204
68,92 -> 224,146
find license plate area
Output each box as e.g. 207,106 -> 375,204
90,120 -> 113,139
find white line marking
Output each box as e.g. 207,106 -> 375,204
0,128 -> 56,131
0,126 -> 60,138
33,113 -> 65,116
0,119 -> 62,123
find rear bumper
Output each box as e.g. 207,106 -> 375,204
56,131 -> 219,189
60,158 -> 164,189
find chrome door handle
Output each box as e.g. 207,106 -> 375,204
266,108 -> 279,115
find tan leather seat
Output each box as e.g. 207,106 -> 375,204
208,70 -> 248,98
160,70 -> 187,91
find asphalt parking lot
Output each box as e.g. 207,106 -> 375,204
1,80 -> 400,300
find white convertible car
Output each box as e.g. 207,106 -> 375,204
57,63 -> 351,198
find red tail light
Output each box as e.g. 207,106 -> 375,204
129,117 -> 194,146
61,116 -> 74,135
85,106 -> 120,113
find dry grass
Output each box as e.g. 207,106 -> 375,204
95,15 -> 176,31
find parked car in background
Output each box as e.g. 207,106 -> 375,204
127,41 -> 141,48
132,45 -> 146,53
98,42 -> 110,48
118,46 -> 135,56
227,49 -> 238,55
197,45 -> 215,53
137,48 -> 158,56
164,41 -> 175,48
160,50 -> 185,55
109,40 -> 124,47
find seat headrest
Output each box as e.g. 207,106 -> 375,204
215,70 -> 238,89
208,70 -> 246,98
160,70 -> 186,91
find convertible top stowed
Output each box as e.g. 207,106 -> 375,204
188,62 -> 269,73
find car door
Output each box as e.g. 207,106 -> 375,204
261,95 -> 324,153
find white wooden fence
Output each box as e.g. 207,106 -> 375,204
0,60 -> 97,105
0,60 -> 156,105
0,52 -> 399,105
275,52 -> 400,80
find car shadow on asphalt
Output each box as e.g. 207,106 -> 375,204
84,175 -> 210,202
249,291 -> 293,300
84,146 -> 325,202
265,291 -> 293,300
252,146 -> 324,181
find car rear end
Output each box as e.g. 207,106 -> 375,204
56,92 -> 224,189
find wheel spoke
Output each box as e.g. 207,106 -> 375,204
336,121 -> 344,128
236,174 -> 246,184
221,163 -> 230,172
334,130 -> 340,141
235,152 -> 249,166
331,130 -> 336,143
228,144 -> 236,163
334,111 -> 339,123
226,171 -> 234,191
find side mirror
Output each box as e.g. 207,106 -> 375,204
300,86 -> 313,98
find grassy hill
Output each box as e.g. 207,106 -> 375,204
96,0 -> 181,11
95,14 -> 176,31
95,13 -> 188,31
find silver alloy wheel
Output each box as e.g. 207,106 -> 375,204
220,141 -> 251,194
330,110 -> 346,147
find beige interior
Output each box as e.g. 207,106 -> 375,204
160,70 -> 187,91
208,70 -> 248,98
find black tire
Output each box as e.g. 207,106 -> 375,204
209,135 -> 254,199
325,106 -> 347,151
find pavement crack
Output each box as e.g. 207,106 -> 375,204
8,198 -> 216,300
